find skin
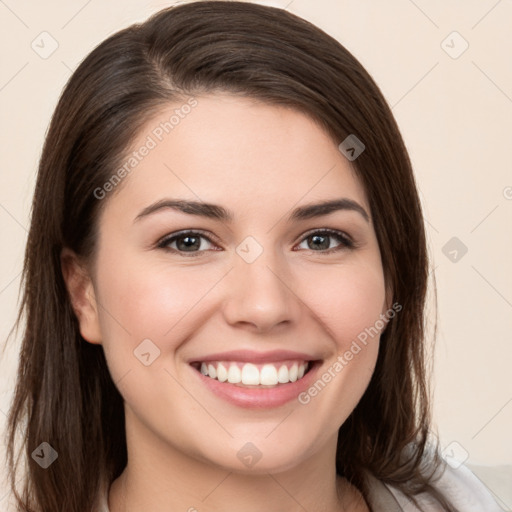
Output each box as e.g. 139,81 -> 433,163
62,94 -> 390,512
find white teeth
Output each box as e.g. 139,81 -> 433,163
227,365 -> 242,384
260,364 -> 278,385
289,363 -> 298,382
277,365 -> 289,383
241,363 -> 260,385
207,364 -> 217,379
216,363 -> 228,382
198,361 -> 309,386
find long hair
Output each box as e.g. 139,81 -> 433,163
6,2 -> 452,510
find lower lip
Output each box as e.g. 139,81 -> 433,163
192,362 -> 321,409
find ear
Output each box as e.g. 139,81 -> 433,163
60,248 -> 102,344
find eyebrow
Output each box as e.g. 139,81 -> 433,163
134,198 -> 370,223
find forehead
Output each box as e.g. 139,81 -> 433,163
105,93 -> 369,218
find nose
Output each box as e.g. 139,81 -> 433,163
222,249 -> 302,333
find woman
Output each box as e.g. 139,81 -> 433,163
5,2 -> 503,511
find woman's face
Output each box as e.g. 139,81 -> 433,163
77,94 -> 389,474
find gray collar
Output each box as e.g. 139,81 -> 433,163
362,470 -> 405,511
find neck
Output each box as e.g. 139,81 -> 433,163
108,411 -> 367,512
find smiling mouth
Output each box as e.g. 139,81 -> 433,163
190,360 -> 313,387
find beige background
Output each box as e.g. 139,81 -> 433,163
1,0 -> 511,509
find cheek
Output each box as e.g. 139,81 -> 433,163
289,262 -> 385,430
296,259 -> 387,349
93,255 -> 226,361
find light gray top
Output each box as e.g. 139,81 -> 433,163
97,462 -> 505,511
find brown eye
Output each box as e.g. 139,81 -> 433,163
296,230 -> 354,252
175,234 -> 202,251
158,231 -> 216,254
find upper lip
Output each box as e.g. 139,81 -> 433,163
188,350 -> 319,364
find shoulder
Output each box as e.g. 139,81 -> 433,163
372,461 -> 505,512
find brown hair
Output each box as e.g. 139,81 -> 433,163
6,1 -> 453,510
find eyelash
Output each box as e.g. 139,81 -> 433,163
156,228 -> 356,257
